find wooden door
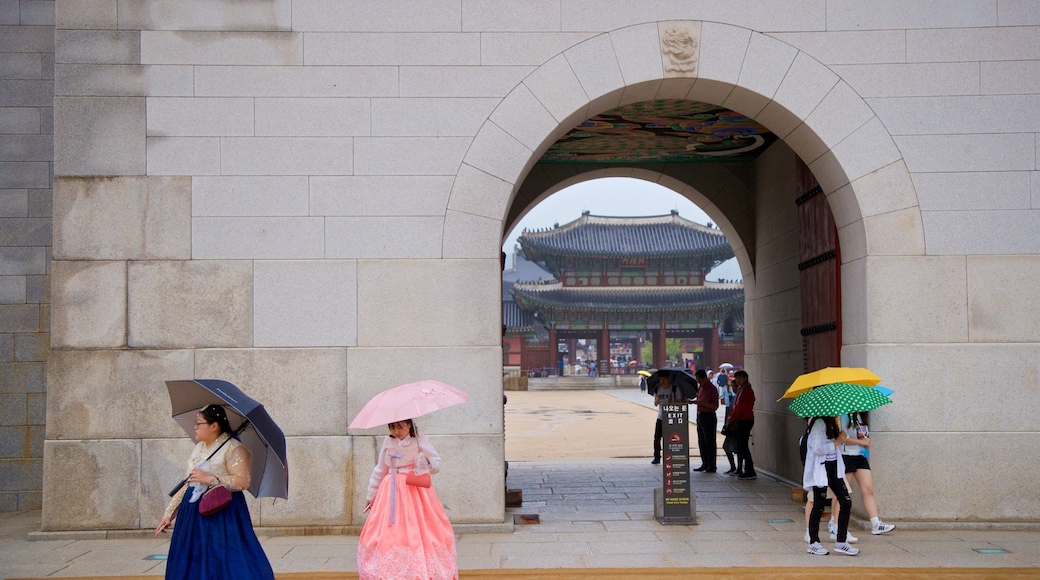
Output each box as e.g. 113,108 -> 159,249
796,160 -> 841,372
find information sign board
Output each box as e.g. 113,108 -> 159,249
659,402 -> 694,524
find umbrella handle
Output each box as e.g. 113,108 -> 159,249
168,477 -> 188,497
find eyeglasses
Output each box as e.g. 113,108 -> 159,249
194,421 -> 210,427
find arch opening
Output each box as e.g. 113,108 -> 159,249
501,178 -> 747,468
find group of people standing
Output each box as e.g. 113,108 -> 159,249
651,368 -> 756,480
717,370 -> 757,479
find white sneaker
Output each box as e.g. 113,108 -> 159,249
872,521 -> 896,535
828,521 -> 858,543
823,523 -> 856,544
807,542 -> 829,555
833,542 -> 860,556
803,529 -> 811,543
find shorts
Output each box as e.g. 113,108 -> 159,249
842,454 -> 870,473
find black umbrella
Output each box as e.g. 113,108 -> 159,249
645,367 -> 699,400
164,379 -> 288,500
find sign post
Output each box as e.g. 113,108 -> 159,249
657,402 -> 695,524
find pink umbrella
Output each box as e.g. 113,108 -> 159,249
348,380 -> 468,429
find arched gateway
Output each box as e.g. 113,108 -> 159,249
446,18 -> 938,521
34,11 -> 1040,533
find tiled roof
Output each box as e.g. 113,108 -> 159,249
501,246 -> 555,298
511,282 -> 744,312
519,211 -> 731,259
503,300 -> 535,331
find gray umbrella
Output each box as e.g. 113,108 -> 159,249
165,379 -> 288,500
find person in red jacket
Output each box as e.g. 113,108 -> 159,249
723,370 -> 757,480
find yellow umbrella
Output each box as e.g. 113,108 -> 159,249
637,370 -> 653,377
777,367 -> 882,401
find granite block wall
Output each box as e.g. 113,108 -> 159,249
0,0 -> 52,512
1,0 -> 1038,525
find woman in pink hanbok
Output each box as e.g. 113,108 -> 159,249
357,419 -> 457,580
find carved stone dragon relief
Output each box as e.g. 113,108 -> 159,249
660,24 -> 701,77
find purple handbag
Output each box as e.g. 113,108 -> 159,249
199,486 -> 231,516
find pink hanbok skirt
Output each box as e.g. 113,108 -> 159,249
357,471 -> 457,580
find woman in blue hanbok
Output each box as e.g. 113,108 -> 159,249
155,404 -> 274,580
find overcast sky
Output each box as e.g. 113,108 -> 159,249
501,177 -> 742,282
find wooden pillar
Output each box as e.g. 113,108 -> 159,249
548,325 -> 557,375
600,327 -> 611,375
518,335 -> 526,371
653,326 -> 667,368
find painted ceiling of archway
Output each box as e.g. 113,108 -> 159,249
539,99 -> 777,164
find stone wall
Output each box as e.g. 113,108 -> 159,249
3,0 -> 1040,525
0,0 -> 53,512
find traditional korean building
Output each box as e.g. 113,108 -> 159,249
508,211 -> 744,374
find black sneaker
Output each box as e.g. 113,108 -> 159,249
738,473 -> 757,480
726,471 -> 742,477
651,458 -> 660,465
723,468 -> 737,475
693,466 -> 707,472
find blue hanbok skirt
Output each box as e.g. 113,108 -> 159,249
165,490 -> 274,580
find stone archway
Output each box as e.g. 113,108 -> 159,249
444,20 -> 924,487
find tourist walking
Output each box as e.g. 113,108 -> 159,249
717,369 -> 731,409
357,419 -> 457,580
155,404 -> 275,580
692,369 -> 719,472
803,416 -> 859,556
833,412 -> 896,536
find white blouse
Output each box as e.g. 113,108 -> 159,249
163,433 -> 253,521
366,434 -> 442,501
802,419 -> 845,491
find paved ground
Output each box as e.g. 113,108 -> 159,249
504,389 -> 658,461
504,387 -> 727,462
2,388 -> 1039,578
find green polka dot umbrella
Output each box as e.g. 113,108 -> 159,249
788,382 -> 893,418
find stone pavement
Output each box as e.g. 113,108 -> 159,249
3,461 -> 1039,577
2,389 -> 1039,577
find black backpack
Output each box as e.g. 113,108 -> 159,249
798,417 -> 820,465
